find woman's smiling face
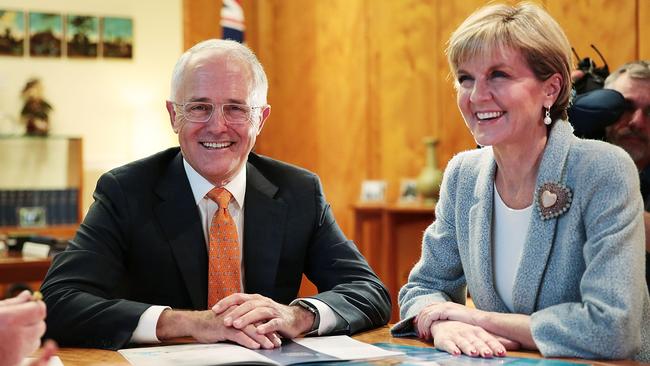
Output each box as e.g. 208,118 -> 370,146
454,47 -> 555,148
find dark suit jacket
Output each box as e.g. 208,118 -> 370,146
41,148 -> 390,349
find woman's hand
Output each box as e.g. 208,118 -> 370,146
429,320 -> 519,358
414,301 -> 484,339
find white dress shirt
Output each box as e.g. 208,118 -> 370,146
130,159 -> 335,343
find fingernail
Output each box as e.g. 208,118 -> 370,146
498,349 -> 506,356
224,317 -> 231,324
233,319 -> 241,327
470,349 -> 478,356
483,350 -> 492,357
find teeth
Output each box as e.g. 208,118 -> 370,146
202,142 -> 232,149
476,111 -> 504,120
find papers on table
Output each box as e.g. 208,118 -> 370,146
20,356 -> 64,366
118,335 -> 403,366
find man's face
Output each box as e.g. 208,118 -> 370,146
166,50 -> 269,186
605,74 -> 650,169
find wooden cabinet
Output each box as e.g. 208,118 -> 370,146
0,136 -> 82,239
353,203 -> 435,322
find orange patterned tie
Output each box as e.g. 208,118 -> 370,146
206,187 -> 241,308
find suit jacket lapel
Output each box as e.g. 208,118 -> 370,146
512,122 -> 573,314
467,150 -> 509,312
154,152 -> 207,309
243,160 -> 288,297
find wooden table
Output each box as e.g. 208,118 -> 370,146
0,251 -> 51,284
47,326 -> 646,366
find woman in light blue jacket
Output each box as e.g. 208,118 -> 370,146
393,2 -> 649,361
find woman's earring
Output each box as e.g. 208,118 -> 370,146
544,107 -> 552,125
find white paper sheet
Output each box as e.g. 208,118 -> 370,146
293,335 -> 402,360
20,356 -> 64,366
118,335 -> 403,366
119,343 -> 275,366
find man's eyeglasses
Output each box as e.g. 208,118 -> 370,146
173,102 -> 265,125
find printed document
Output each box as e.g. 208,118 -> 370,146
118,335 -> 403,366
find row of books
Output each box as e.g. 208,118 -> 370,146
0,189 -> 80,227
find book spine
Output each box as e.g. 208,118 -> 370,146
45,190 -> 56,225
8,190 -> 17,226
70,189 -> 79,224
0,190 -> 7,226
55,190 -> 66,225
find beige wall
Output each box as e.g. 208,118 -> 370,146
0,0 -> 183,214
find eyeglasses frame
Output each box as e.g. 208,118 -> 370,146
172,101 -> 268,127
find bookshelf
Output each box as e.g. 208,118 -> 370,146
0,135 -> 82,239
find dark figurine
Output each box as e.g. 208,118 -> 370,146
20,78 -> 52,136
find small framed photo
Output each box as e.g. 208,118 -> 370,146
29,12 -> 62,57
0,10 -> 25,56
101,16 -> 133,58
398,178 -> 418,203
18,206 -> 47,227
66,15 -> 99,57
360,180 -> 387,203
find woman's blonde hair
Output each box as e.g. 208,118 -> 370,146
446,2 -> 572,121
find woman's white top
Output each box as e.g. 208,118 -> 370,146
492,182 -> 532,312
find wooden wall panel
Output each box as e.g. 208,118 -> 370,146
244,1 -> 365,237
640,0 -> 649,60
312,0 -> 370,232
367,0 -> 443,203
183,0 -> 221,50
185,0 -> 644,263
546,0 -> 637,70
248,2 -> 320,173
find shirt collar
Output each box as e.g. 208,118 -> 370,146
183,159 -> 247,209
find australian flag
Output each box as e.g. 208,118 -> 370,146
221,0 -> 245,43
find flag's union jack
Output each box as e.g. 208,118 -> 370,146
221,0 -> 244,43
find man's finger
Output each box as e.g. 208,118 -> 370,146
213,293 -> 250,313
223,300 -> 266,326
253,320 -> 283,345
0,301 -> 46,326
256,317 -> 283,334
227,329 -> 261,350
0,290 -> 33,306
232,307 -> 277,329
241,325 -> 276,349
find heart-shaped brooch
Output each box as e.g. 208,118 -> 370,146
536,182 -> 572,220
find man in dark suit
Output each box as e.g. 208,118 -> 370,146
41,39 -> 390,350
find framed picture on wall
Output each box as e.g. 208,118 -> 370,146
29,12 -> 62,57
0,9 -> 25,56
66,15 -> 98,58
101,16 -> 133,59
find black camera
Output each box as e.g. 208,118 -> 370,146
567,45 -> 625,140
